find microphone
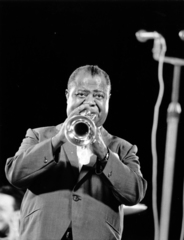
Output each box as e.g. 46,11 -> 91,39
135,30 -> 162,42
179,30 -> 184,41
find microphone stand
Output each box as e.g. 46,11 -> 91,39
136,32 -> 184,240
154,50 -> 184,240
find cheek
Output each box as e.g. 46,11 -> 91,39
67,97 -> 83,115
97,101 -> 109,115
0,212 -> 9,221
67,98 -> 73,108
103,100 -> 109,114
68,98 -> 81,108
105,101 -> 109,112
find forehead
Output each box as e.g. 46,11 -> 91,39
0,193 -> 15,210
73,71 -> 108,92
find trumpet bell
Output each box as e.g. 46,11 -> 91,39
65,115 -> 96,147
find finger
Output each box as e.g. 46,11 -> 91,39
67,108 -> 80,118
78,104 -> 90,114
92,138 -> 97,144
69,104 -> 89,118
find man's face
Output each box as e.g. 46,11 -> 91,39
66,71 -> 110,127
0,193 -> 15,235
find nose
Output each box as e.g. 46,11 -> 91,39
84,94 -> 96,106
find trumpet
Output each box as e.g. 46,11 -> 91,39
65,113 -> 97,147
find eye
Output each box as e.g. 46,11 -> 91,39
76,92 -> 86,98
94,94 -> 104,100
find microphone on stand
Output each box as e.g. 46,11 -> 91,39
135,30 -> 162,42
136,30 -> 184,65
135,30 -> 166,61
179,30 -> 184,41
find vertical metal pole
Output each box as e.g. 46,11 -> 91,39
159,65 -> 181,240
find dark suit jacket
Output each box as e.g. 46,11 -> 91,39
5,124 -> 147,240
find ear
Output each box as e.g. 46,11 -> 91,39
107,91 -> 111,100
106,86 -> 111,100
65,89 -> 69,101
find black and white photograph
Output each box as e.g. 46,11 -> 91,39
0,0 -> 184,240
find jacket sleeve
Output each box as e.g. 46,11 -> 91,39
5,128 -> 58,189
100,142 -> 147,205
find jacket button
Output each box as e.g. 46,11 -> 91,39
44,157 -> 48,163
73,194 -> 80,201
108,171 -> 112,177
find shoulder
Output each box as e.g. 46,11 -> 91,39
25,123 -> 62,140
102,128 -> 138,160
101,127 -> 133,151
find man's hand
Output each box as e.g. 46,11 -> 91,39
90,128 -> 108,161
51,104 -> 91,152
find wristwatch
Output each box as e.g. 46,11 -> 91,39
103,148 -> 109,162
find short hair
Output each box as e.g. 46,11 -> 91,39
0,185 -> 24,211
67,65 -> 111,93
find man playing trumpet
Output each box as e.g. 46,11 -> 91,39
5,65 -> 147,240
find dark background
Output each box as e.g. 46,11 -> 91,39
0,0 -> 184,239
